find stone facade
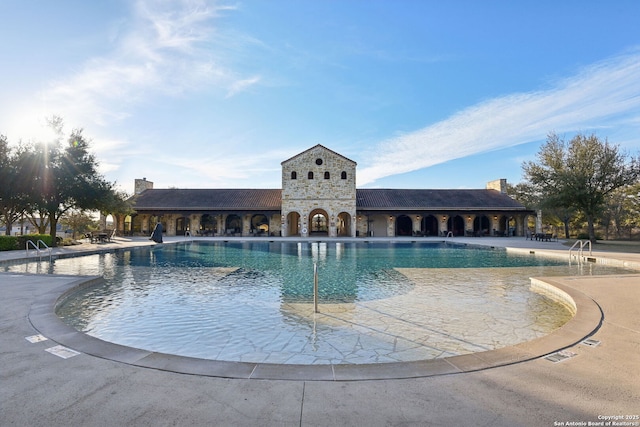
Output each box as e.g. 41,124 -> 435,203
128,145 -> 534,238
281,145 -> 357,237
134,178 -> 154,195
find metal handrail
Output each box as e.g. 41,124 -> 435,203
568,240 -> 592,261
25,239 -> 52,261
313,262 -> 319,313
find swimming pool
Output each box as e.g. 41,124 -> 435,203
15,241 -> 631,364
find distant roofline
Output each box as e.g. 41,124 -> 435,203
281,144 -> 357,165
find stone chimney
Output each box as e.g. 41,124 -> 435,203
486,179 -> 507,194
134,178 -> 154,195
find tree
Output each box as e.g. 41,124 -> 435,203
17,125 -> 115,246
603,184 -> 640,239
60,210 -> 98,240
523,132 -> 639,242
0,135 -> 28,235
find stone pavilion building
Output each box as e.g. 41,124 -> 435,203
128,145 -> 533,238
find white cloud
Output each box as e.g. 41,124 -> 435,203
226,75 -> 261,98
357,50 -> 640,186
13,0 -> 255,146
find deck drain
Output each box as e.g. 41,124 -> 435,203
45,345 -> 81,359
544,350 -> 577,363
25,334 -> 48,343
581,338 -> 601,347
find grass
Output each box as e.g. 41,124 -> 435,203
563,239 -> 640,253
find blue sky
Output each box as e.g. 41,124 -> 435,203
1,1 -> 640,193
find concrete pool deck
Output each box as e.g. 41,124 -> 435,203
1,236 -> 639,426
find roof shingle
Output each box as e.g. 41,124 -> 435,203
132,188 -> 527,212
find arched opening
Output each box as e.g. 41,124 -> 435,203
341,171 -> 347,179
473,215 -> 491,236
287,212 -> 300,236
421,215 -> 438,236
251,214 -> 269,236
225,214 -> 242,235
509,216 -> 519,237
131,214 -> 142,234
447,215 -> 465,236
308,171 -> 314,179
105,214 -> 115,230
291,171 -> 297,179
176,216 -> 190,235
324,171 -> 330,179
124,215 -> 133,236
309,209 -> 328,235
200,214 -> 217,236
395,215 -> 412,236
493,215 -> 509,236
337,212 -> 351,236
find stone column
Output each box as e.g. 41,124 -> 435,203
218,215 -> 225,236
413,216 -> 421,235
465,215 -> 474,236
142,215 -> 150,235
439,215 -> 448,236
301,213 -> 309,237
191,215 -> 200,235
387,216 -> 395,237
280,213 -> 288,237
243,214 -> 251,236
166,215 -> 176,236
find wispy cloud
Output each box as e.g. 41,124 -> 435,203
38,0 -> 257,129
357,50 -> 640,186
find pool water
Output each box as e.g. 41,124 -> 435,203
22,241 -> 632,364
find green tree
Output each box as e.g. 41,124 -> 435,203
17,125 -> 115,246
604,184 -> 640,239
523,132 -> 639,242
0,135 -> 29,235
60,210 -> 98,240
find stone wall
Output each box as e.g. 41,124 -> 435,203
281,145 -> 357,237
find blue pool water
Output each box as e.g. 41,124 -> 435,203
14,241 -> 631,364
58,240 -> 570,303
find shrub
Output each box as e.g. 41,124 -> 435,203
0,236 -> 18,251
16,234 -> 54,250
576,232 -> 603,240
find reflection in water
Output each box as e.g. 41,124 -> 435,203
5,241 -> 632,364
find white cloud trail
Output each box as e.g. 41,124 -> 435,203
357,50 -> 640,186
39,0 -> 256,129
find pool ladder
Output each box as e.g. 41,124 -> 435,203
26,240 -> 52,262
569,240 -> 592,262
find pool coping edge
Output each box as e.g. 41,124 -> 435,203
27,273 -> 603,381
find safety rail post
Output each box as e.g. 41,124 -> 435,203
37,240 -> 52,261
568,240 -> 581,261
313,262 -> 319,313
568,240 -> 593,263
26,240 -> 53,261
26,240 -> 39,258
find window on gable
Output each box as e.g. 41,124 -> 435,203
341,171 -> 347,179
324,171 -> 330,179
291,171 -> 297,179
308,171 -> 314,179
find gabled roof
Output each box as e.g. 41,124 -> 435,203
281,144 -> 357,165
355,189 -> 526,210
133,189 -> 282,211
132,187 -> 528,212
